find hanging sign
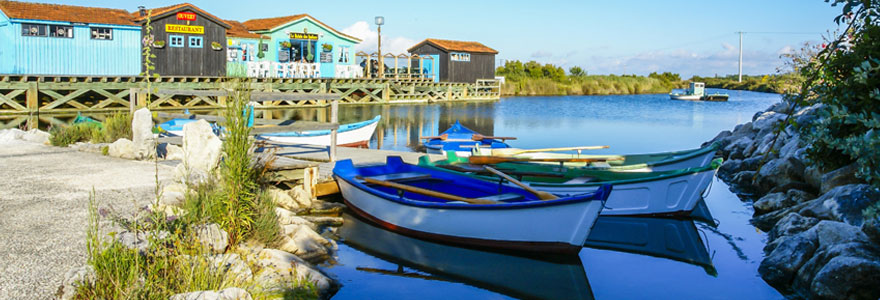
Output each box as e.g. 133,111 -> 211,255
290,32 -> 318,40
176,12 -> 197,21
320,52 -> 332,63
166,24 -> 204,34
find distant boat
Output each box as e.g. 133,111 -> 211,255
422,121 -> 513,157
333,156 -> 611,254
670,82 -> 729,101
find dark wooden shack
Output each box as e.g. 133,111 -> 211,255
407,39 -> 498,83
133,4 -> 230,76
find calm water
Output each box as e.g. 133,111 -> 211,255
286,90 -> 783,299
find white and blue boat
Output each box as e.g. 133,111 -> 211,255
333,156 -> 611,254
423,121 -> 513,157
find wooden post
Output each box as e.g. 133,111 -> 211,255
26,82 -> 38,130
382,82 -> 390,102
129,88 -> 137,115
303,166 -> 318,200
329,99 -> 338,162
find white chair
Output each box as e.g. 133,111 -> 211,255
246,61 -> 258,78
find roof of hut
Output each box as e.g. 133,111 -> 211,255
0,0 -> 137,26
408,39 -> 499,54
242,14 -> 361,42
131,3 -> 230,28
225,20 -> 261,39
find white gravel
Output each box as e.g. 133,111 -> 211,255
0,139 -> 173,299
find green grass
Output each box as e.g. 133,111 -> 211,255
501,75 -> 682,96
690,74 -> 802,94
49,123 -> 101,147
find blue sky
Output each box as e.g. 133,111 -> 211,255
24,0 -> 842,77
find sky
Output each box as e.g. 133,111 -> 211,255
21,0 -> 844,77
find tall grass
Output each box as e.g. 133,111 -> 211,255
501,75 -> 680,96
49,123 -> 100,146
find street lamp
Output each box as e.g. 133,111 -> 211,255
375,16 -> 384,78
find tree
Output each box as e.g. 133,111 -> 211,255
569,66 -> 586,77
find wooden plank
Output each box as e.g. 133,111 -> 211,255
250,92 -> 340,102
316,180 -> 340,197
269,156 -> 320,170
251,121 -> 339,134
157,112 -> 226,122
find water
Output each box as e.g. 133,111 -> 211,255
296,89 -> 783,299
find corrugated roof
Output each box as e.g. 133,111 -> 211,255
132,3 -> 229,28
226,20 -> 260,39
0,0 -> 137,26
242,14 -> 361,42
409,38 -> 499,54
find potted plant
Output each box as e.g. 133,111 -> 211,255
280,41 -> 292,49
211,41 -> 223,50
151,40 -> 166,49
322,44 -> 332,52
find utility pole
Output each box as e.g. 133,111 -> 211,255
738,31 -> 743,82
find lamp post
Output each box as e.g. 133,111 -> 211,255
375,16 -> 384,78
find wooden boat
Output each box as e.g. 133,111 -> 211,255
421,121 -> 513,157
333,156 -> 611,254
419,154 -> 722,216
472,142 -> 721,171
157,115 -> 380,147
339,212 -> 595,299
669,82 -> 729,101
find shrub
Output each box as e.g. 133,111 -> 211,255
49,123 -> 100,146
101,112 -> 132,143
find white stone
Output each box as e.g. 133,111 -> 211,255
290,185 -> 312,209
21,129 -> 49,144
0,128 -> 25,143
169,287 -> 252,300
193,223 -> 229,254
108,138 -> 135,159
166,144 -> 185,161
269,187 -> 302,212
254,248 -> 335,293
182,119 -> 222,180
160,190 -> 185,207
131,108 -> 156,160
58,265 -> 95,300
207,254 -> 253,284
278,224 -> 333,261
275,207 -> 316,229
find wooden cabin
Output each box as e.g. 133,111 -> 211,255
133,4 -> 230,77
408,39 -> 498,83
242,14 -> 361,78
0,1 -> 141,75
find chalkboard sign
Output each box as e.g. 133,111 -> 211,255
320,52 -> 332,63
278,50 -> 290,62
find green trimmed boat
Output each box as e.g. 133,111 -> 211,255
471,142 -> 721,171
418,154 -> 722,216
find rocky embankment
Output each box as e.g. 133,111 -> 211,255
705,102 -> 880,299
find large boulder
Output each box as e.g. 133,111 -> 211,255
717,159 -> 743,181
799,184 -> 880,226
810,256 -> 880,300
768,213 -> 819,242
166,144 -> 185,161
0,128 -> 25,142
794,103 -> 824,127
268,187 -> 302,212
193,223 -> 228,254
207,254 -> 253,284
863,216 -> 880,245
753,192 -> 787,215
108,138 -> 135,159
22,128 -> 50,144
131,108 -> 156,160
803,166 -> 824,192
56,265 -> 96,300
752,111 -> 787,137
755,156 -> 805,193
169,287 -> 252,300
275,207 -> 317,229
178,119 -> 222,184
278,224 -> 335,262
728,171 -> 759,195
254,249 -> 338,297
820,163 -> 862,194
723,136 -> 754,160
703,130 -> 732,148
759,231 -> 818,287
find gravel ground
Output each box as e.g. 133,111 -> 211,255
0,140 -> 173,299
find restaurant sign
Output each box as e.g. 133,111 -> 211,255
290,32 -> 318,40
176,12 -> 197,21
166,24 -> 204,34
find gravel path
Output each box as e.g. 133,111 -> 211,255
0,140 -> 173,299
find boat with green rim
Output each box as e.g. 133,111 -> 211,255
471,142 -> 721,172
418,154 -> 722,216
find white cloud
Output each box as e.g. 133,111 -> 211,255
531,51 -> 553,58
341,21 -> 416,55
777,45 -> 794,55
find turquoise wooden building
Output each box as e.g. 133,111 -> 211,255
241,14 -> 361,77
0,1 -> 141,75
225,20 -> 264,77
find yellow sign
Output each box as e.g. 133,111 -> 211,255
290,32 -> 318,40
166,24 -> 204,34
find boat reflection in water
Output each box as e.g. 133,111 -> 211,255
338,212 -> 595,300
584,214 -> 717,276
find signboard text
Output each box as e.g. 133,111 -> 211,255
166,24 -> 204,34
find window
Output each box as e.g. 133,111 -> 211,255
90,27 -> 113,40
450,52 -> 470,62
338,46 -> 350,63
188,36 -> 202,48
21,23 -> 47,37
169,35 -> 184,47
49,25 -> 73,38
260,43 -> 268,52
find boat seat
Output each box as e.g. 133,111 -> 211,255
563,176 -> 597,184
365,172 -> 432,183
477,193 -> 524,202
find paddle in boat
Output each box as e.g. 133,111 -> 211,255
333,156 -> 612,254
471,142 -> 722,171
669,82 -> 729,101
419,153 -> 722,217
421,120 -> 514,157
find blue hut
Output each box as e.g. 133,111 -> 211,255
0,1 -> 141,76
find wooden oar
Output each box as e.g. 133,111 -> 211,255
471,134 -> 517,141
361,177 -> 498,204
489,145 -> 610,156
467,155 -> 619,165
419,134 -> 448,140
484,166 -> 558,200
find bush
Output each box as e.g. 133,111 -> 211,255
100,112 -> 132,143
49,123 -> 100,146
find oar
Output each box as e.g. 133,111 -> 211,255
361,177 -> 498,204
467,155 -> 619,165
484,166 -> 558,200
489,145 -> 610,156
419,134 -> 448,140
471,134 -> 517,141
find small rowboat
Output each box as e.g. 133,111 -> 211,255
333,156 -> 611,254
419,154 -> 722,217
421,121 -> 513,157
471,142 -> 721,171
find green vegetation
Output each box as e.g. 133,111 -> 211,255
689,74 -> 802,94
496,60 -> 683,96
48,112 -> 132,146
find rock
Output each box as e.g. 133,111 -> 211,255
759,232 -> 818,288
732,121 -> 754,137
169,287 -> 252,300
814,220 -> 870,247
728,171 -> 759,194
290,185 -> 312,209
820,163 -> 862,194
717,159 -> 742,181
723,136 -> 753,160
753,192 -> 788,215
767,181 -> 814,195
166,144 -> 185,161
800,184 -> 880,226
810,256 -> 880,300
740,156 -> 764,172
863,216 -> 880,245
254,248 -> 337,297
180,119 -> 222,183
300,216 -> 344,228
785,189 -> 815,204
755,156 -> 805,193
22,129 -> 50,144
208,254 -> 253,284
778,136 -> 801,160
193,223 -> 228,254
160,191 -> 185,207
794,103 -> 824,127
278,224 -> 334,262
57,265 -> 95,300
0,128 -> 25,142
752,111 -> 787,137
768,213 -> 819,241
768,101 -> 791,114
746,134 -> 775,159
803,166 -> 824,191
131,108 -> 156,160
269,187 -> 302,212
275,207 -> 316,229
108,138 -> 135,159
115,230 -> 170,252
794,241 -> 880,296
703,130 -> 732,148
308,199 -> 346,214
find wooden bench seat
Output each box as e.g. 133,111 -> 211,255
365,172 -> 432,183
